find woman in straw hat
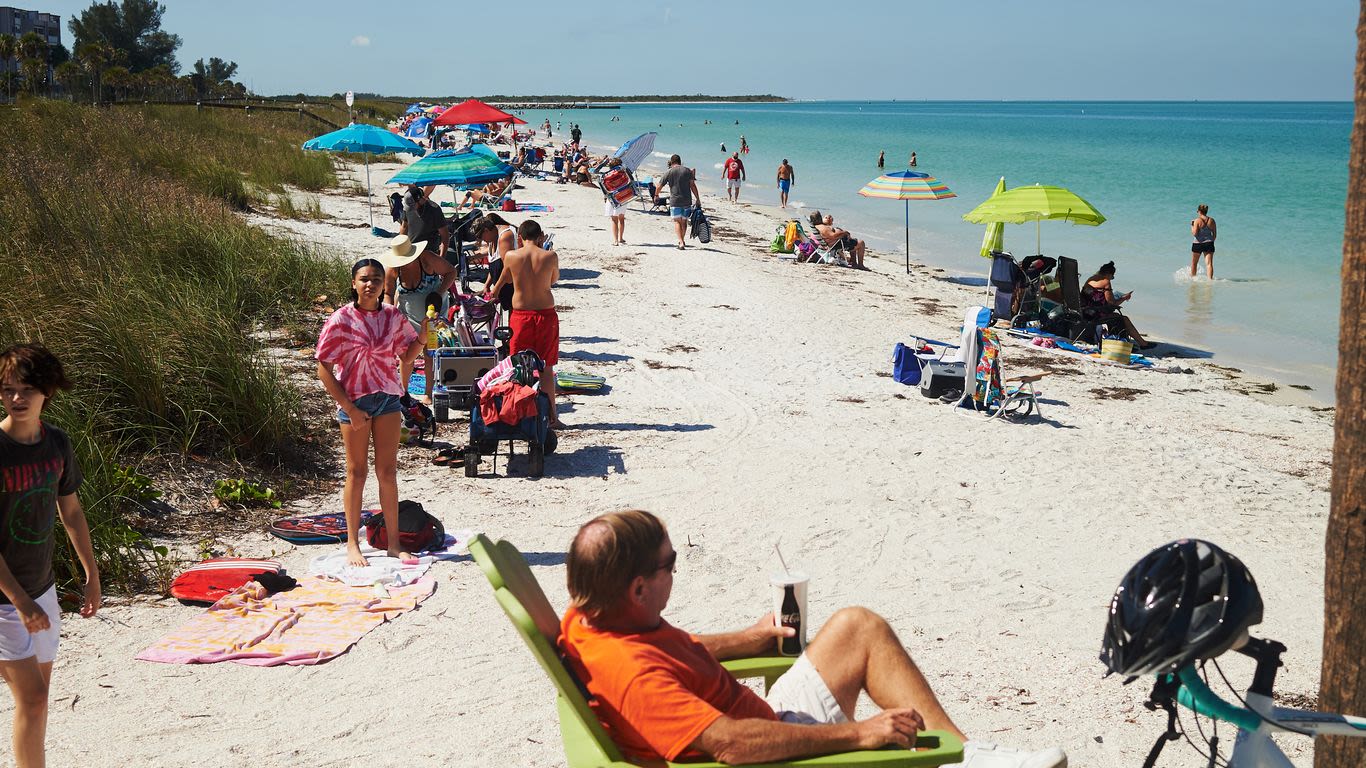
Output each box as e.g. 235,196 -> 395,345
383,235 -> 456,403
315,242 -> 429,566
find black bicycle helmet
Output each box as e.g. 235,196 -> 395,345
1100,539 -> 1263,681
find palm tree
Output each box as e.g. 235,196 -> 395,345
53,60 -> 81,100
0,34 -> 15,102
1319,4 -> 1366,768
75,41 -> 113,105
16,31 -> 47,95
102,65 -> 131,101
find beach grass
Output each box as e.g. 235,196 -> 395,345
0,99 -> 348,592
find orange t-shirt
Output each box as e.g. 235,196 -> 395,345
560,606 -> 778,762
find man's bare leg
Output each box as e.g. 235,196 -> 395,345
803,607 -> 966,740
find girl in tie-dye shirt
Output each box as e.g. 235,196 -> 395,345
316,258 -> 426,566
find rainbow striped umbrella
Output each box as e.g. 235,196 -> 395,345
858,170 -> 956,274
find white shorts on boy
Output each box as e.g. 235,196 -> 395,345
0,586 -> 61,663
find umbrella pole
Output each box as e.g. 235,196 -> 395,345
904,199 -> 910,275
366,152 -> 374,231
1036,219 -> 1041,256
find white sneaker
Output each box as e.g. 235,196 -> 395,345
947,740 -> 1068,768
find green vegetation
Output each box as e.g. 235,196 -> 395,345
212,479 -> 283,509
0,99 -> 349,593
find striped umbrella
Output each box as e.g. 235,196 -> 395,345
303,123 -> 425,233
857,170 -> 957,274
613,132 -> 657,173
386,147 -> 515,187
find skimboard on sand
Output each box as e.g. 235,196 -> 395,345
269,511 -> 377,544
557,371 -> 606,391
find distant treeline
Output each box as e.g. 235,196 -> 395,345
344,93 -> 789,103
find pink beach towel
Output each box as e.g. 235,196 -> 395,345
135,576 -> 435,666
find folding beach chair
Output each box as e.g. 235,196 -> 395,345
468,534 -> 963,768
960,327 -> 1044,422
1057,256 -> 1125,343
799,224 -> 849,266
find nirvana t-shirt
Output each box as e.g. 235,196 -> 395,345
0,424 -> 81,603
659,165 -> 696,208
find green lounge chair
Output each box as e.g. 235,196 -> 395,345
467,534 -> 964,768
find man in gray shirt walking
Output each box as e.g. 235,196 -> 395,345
658,154 -> 701,250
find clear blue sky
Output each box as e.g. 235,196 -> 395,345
38,0 -> 1360,100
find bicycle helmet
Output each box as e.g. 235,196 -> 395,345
1100,539 -> 1263,681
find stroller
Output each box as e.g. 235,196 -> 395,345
447,209 -> 488,291
988,251 -> 1056,327
464,350 -> 557,478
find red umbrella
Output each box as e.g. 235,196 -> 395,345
432,98 -> 528,127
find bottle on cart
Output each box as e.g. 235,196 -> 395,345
426,305 -> 441,350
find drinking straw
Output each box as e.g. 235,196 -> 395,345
774,543 -> 791,578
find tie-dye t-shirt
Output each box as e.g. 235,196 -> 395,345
0,424 -> 81,603
315,303 -> 419,401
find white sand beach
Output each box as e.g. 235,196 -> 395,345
32,157 -> 1333,766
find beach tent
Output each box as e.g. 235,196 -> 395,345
962,184 -> 1106,256
857,170 -> 957,275
303,123 -> 425,234
404,116 -> 433,139
432,99 -> 527,128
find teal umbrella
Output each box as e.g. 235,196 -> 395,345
387,147 -> 515,188
303,124 -> 425,233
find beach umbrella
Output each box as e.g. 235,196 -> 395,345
857,170 -> 957,274
962,183 -> 1105,256
613,132 -> 657,172
303,123 -> 425,233
403,116 -> 432,139
405,103 -> 425,114
432,98 -> 527,128
979,177 -> 1007,258
386,147 -> 514,187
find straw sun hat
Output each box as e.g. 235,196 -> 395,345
378,235 -> 420,270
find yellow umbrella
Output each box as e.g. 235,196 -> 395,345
979,177 -> 1006,258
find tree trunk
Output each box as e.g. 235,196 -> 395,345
1318,2 -> 1366,767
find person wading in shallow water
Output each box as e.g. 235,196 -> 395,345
1190,203 -> 1217,279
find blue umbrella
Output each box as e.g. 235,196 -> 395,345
303,124 -> 425,232
461,123 -> 490,134
405,103 -> 425,114
403,116 -> 432,139
612,132 -> 656,172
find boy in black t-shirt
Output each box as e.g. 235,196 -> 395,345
0,344 -> 100,767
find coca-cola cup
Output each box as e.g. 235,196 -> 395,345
770,571 -> 809,656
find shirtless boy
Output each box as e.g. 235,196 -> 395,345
485,219 -> 565,428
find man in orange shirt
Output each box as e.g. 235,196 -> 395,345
561,510 -> 1068,768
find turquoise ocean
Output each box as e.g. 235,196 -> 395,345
516,101 -> 1350,400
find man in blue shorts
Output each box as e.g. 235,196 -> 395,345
659,154 -> 701,250
777,159 -> 795,208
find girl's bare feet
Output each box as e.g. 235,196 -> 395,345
346,545 -> 368,567
387,549 -> 415,561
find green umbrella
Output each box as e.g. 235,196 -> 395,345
962,183 -> 1105,255
978,176 -> 1006,258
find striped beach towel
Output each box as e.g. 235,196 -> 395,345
135,576 -> 434,666
556,371 -> 606,391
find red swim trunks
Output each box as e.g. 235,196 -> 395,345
509,308 -> 559,367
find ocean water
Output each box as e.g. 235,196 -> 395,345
518,101 -> 1350,399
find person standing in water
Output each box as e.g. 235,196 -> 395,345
1190,204 -> 1217,279
909,151 -> 917,167
740,135 -> 749,154
877,150 -> 885,169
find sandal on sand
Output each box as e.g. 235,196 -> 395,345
433,447 -> 462,466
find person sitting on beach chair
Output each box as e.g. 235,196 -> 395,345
1082,261 -> 1155,350
811,212 -> 868,269
462,174 -> 514,209
560,509 -> 1068,768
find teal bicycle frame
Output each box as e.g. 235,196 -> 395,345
1155,637 -> 1366,767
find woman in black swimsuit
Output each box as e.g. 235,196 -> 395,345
1083,262 -> 1156,349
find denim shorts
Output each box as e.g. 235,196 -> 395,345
670,206 -> 691,219
337,392 -> 404,424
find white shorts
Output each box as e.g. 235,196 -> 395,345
604,199 -> 629,217
765,653 -> 848,725
726,178 -> 742,190
0,586 -> 61,663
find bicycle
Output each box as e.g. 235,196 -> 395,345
1132,633 -> 1366,767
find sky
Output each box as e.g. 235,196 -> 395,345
35,0 -> 1361,100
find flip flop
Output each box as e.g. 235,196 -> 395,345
433,447 -> 462,466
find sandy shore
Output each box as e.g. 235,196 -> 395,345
31,155 -> 1333,766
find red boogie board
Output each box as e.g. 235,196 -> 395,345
169,558 -> 283,605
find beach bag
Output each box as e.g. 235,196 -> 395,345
795,240 -> 816,259
893,342 -> 930,386
1101,337 -> 1133,363
500,197 -> 517,212
364,500 -> 446,552
169,558 -> 284,605
689,207 -> 712,244
784,221 -> 799,250
770,232 -> 791,253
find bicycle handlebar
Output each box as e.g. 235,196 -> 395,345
1174,666 -> 1262,732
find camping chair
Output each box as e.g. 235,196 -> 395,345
1057,256 -> 1125,344
802,225 -> 849,266
959,327 -> 1044,422
467,534 -> 964,768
